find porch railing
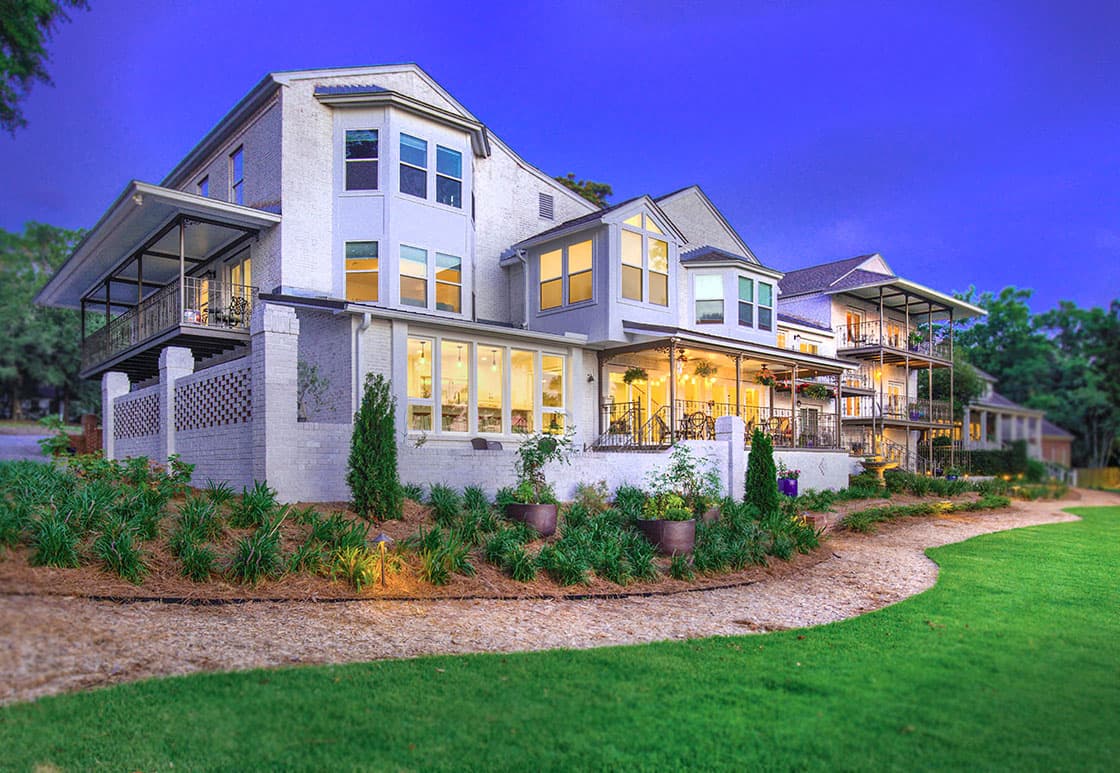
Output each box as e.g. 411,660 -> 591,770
841,396 -> 953,424
835,320 -> 951,360
82,279 -> 258,371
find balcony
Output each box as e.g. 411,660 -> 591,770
841,396 -> 954,425
835,321 -> 952,364
81,278 -> 258,378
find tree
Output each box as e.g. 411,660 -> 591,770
745,427 -> 779,515
347,373 -> 403,521
554,173 -> 612,208
0,0 -> 88,134
0,222 -> 95,420
917,350 -> 984,420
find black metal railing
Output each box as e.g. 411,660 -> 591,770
835,320 -> 951,360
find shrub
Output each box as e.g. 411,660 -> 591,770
508,429 -> 575,504
401,483 -> 425,502
203,480 -> 235,508
289,537 -> 326,574
537,543 -> 590,586
573,481 -> 611,514
612,485 -> 646,521
621,531 -> 658,581
503,546 -> 538,582
30,513 -> 79,568
178,495 -> 224,541
745,427 -> 779,515
229,514 -> 286,584
229,481 -> 279,529
93,515 -> 148,584
669,554 -> 695,581
0,502 -> 28,549
179,543 -> 215,582
1024,459 -> 1048,483
348,373 -> 403,521
427,484 -> 463,527
330,546 -> 378,591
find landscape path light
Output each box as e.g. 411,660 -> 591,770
371,532 -> 395,587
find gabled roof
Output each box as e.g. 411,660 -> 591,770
971,390 -> 1045,414
654,185 -> 757,262
680,245 -> 754,265
776,312 -> 833,333
1042,419 -> 1074,438
777,254 -> 886,297
509,195 -> 686,252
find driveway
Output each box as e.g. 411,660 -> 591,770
0,434 -> 49,462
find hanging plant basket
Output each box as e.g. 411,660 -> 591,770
693,361 -> 718,378
622,367 -> 648,385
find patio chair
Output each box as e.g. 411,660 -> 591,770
216,295 -> 249,327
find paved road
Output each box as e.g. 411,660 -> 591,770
0,434 -> 49,462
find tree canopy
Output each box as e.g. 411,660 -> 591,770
0,0 -> 88,134
554,173 -> 612,208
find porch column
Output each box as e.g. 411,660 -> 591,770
948,308 -> 955,467
980,410 -> 988,444
101,371 -> 130,459
158,346 -> 194,461
834,371 -> 842,448
178,218 -> 186,320
928,306 -> 934,463
995,413 -> 1004,446
734,355 -> 741,416
251,302 -> 301,492
596,352 -> 606,436
790,363 -> 798,447
668,340 -> 677,444
1034,416 -> 1043,459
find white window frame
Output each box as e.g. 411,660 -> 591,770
344,128 -> 380,191
435,144 -> 463,208
757,281 -> 774,331
619,213 -> 670,307
344,240 -> 379,302
537,239 -> 594,313
229,146 -> 244,205
399,133 -> 428,199
693,274 -> 724,325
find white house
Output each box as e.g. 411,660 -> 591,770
36,64 -> 985,501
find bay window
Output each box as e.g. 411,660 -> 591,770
400,245 -> 428,307
738,277 -> 753,327
758,282 -> 773,331
539,239 -> 594,311
345,241 -> 379,302
620,213 -> 669,306
436,145 -> 462,207
400,134 -> 428,198
345,129 -> 379,190
695,274 -> 723,324
621,230 -> 643,301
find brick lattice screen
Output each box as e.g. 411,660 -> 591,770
114,392 -> 160,439
175,367 -> 252,432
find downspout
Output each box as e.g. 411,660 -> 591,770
353,311 -> 371,414
515,248 -> 529,329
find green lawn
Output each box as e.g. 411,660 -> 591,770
3,507 -> 1118,771
0,419 -> 80,435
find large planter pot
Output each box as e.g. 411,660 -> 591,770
505,503 -> 558,537
778,477 -> 799,497
636,518 -> 696,556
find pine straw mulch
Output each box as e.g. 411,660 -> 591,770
0,497 -> 831,604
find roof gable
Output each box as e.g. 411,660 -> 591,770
778,253 -> 894,297
655,185 -> 757,262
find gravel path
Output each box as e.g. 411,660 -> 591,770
2,490 -> 1114,705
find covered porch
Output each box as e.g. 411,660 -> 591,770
592,330 -> 852,451
36,182 -> 280,381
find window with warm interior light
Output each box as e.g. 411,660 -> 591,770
345,129 -> 379,190
477,346 -> 502,433
345,241 -> 378,301
540,248 -> 562,310
542,354 -> 565,433
620,213 -> 668,306
441,340 -> 470,432
798,340 -> 819,355
694,274 -> 724,324
539,239 -> 593,310
407,337 -> 433,430
568,240 -> 593,303
435,253 -> 462,312
511,349 -> 535,433
400,245 -> 428,307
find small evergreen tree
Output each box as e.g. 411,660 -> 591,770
348,373 -> 403,521
745,427 -> 779,515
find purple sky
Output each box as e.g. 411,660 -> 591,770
2,0 -> 1117,312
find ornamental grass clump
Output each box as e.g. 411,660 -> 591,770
93,514 -> 148,584
427,484 -> 463,527
179,542 -> 216,582
229,511 -> 287,585
203,480 -> 235,509
30,511 -> 79,568
229,481 -> 279,529
348,373 -> 403,521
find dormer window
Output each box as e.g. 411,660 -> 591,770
620,213 -> 668,306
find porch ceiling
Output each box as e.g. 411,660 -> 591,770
35,181 -> 280,311
827,278 -> 987,320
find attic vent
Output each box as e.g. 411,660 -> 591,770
538,192 -> 555,220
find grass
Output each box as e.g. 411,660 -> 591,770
0,419 -> 81,435
2,506 -> 1117,769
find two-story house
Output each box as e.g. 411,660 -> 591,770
36,64 -> 980,500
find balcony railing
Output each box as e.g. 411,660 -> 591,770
835,321 -> 951,360
82,278 -> 257,371
841,396 -> 954,424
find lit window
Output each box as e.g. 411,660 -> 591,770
540,249 -> 562,310
436,145 -> 462,207
777,331 -> 787,349
477,346 -> 503,433
198,177 -> 209,197
229,254 -> 251,287
407,337 -> 433,430
399,134 -> 427,198
345,129 -> 379,190
620,212 -> 669,306
542,354 -> 565,433
758,282 -> 773,331
229,147 -> 244,205
511,349 -> 535,433
441,340 -> 470,432
568,240 -> 593,303
695,274 -> 723,324
738,277 -> 753,327
799,340 -> 819,355
400,245 -> 428,307
345,241 -> 379,302
435,253 -> 462,312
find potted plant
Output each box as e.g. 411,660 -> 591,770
908,331 -> 923,351
755,367 -> 776,387
622,366 -> 648,385
693,360 -> 717,379
635,444 -> 722,553
635,492 -> 696,555
944,466 -> 962,481
500,428 -> 574,536
799,382 -> 832,400
777,461 -> 800,497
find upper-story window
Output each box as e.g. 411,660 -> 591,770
345,129 -> 379,190
400,245 -> 428,307
229,252 -> 251,287
539,239 -> 594,311
738,277 -> 753,327
229,147 -> 244,205
400,244 -> 463,313
436,146 -> 462,208
197,177 -> 209,198
758,282 -> 773,331
400,134 -> 428,198
799,340 -> 819,355
345,241 -> 379,302
694,274 -> 723,324
435,253 -> 462,312
620,213 -> 668,306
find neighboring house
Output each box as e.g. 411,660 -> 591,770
960,368 -> 1047,461
777,254 -> 987,473
1041,419 -> 1073,468
35,64 -> 981,501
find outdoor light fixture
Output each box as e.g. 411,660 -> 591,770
371,532 -> 395,587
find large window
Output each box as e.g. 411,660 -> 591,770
400,134 -> 428,198
345,129 -> 379,190
620,213 -> 668,306
345,241 -> 379,302
694,274 -> 723,324
435,253 -> 462,312
798,340 -> 819,355
758,282 -> 773,331
229,147 -> 244,205
539,239 -> 593,311
436,145 -> 462,207
400,245 -> 428,307
406,336 -> 565,435
738,277 -> 753,327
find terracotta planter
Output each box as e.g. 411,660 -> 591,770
636,518 -> 696,555
505,503 -> 558,537
778,477 -> 799,497
701,506 -> 721,524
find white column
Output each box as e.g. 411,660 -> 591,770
251,303 -> 300,490
995,413 -> 1004,446
716,414 -> 746,500
980,410 -> 988,445
101,371 -> 130,459
158,346 -> 195,461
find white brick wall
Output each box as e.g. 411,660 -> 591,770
296,308 -> 353,423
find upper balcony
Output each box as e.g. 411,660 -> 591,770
835,320 -> 952,365
34,182 -> 280,380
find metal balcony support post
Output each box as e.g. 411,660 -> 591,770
835,371 -> 842,448
734,354 -> 741,416
178,218 -> 186,321
875,286 -> 884,456
928,305 -> 934,466
949,307 -> 955,468
790,363 -> 798,447
596,352 -> 606,436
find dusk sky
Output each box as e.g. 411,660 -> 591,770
1,0 -> 1116,313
